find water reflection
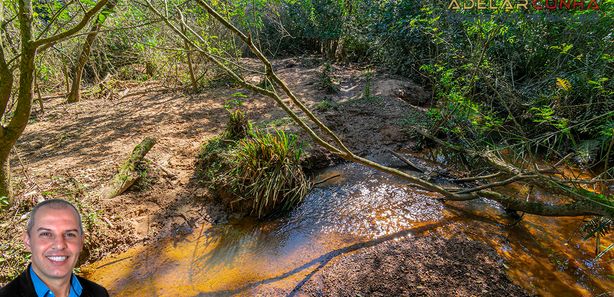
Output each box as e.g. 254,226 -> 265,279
281,164 -> 444,238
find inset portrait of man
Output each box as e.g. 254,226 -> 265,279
0,199 -> 109,297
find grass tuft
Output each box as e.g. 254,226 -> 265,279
224,109 -> 252,140
197,113 -> 309,218
230,130 -> 309,217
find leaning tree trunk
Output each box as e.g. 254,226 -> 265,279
0,0 -> 37,202
180,23 -> 198,91
0,7 -> 13,199
0,0 -> 109,203
67,0 -> 118,103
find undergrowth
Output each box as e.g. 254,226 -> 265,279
318,62 -> 339,94
197,111 -> 309,218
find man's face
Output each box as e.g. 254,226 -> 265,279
24,206 -> 83,283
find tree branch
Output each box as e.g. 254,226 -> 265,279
388,150 -> 424,173
35,0 -> 76,40
32,0 -> 110,49
454,172 -> 503,182
455,173 -> 538,194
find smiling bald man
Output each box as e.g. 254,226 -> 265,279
0,199 -> 109,297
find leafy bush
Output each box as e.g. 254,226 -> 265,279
318,62 -> 339,93
254,0 -> 612,170
314,98 -> 338,112
198,114 -> 309,218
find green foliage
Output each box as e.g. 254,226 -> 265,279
224,109 -> 253,140
230,130 -> 308,217
361,68 -> 375,101
224,92 -> 248,110
318,62 -> 339,93
314,98 -> 337,112
197,114 -> 309,218
0,196 -> 8,210
265,0 -> 347,54
401,108 -> 435,137
132,160 -> 153,191
267,0 -> 613,167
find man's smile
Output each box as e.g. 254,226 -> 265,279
46,256 -> 69,263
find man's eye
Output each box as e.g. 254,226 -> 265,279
65,233 -> 77,238
39,232 -> 52,238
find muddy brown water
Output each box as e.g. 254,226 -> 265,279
83,163 -> 613,296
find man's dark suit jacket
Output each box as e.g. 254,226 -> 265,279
0,265 -> 109,297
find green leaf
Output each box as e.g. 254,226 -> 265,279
97,13 -> 107,23
0,196 -> 8,208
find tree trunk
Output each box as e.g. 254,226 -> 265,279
179,22 -> 198,91
0,148 -> 10,199
185,41 -> 198,91
0,0 -> 37,203
66,30 -> 97,103
0,0 -> 109,203
67,0 -> 118,103
103,137 -> 156,199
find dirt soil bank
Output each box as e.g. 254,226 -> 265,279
297,235 -> 529,297
4,57 -> 530,295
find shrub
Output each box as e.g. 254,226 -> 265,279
318,62 -> 339,93
230,130 -> 309,217
197,114 -> 309,218
224,109 -> 252,140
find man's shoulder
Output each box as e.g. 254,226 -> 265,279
76,275 -> 109,297
0,278 -> 20,297
0,271 -> 28,297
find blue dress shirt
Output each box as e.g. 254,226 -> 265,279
29,266 -> 83,297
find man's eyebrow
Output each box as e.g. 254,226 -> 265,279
36,227 -> 80,233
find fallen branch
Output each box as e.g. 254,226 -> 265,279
103,137 -> 156,199
388,150 -> 425,173
455,173 -> 538,194
413,126 -> 600,201
314,173 -> 341,186
454,172 -> 503,182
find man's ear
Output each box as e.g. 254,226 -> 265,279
23,232 -> 32,252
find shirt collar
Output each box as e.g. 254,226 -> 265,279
29,265 -> 83,297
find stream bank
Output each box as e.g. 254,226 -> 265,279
82,163 -> 529,296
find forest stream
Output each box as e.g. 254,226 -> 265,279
82,162 -> 613,296
1,2 -> 612,296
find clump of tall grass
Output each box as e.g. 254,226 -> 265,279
230,130 -> 309,217
197,112 -> 309,218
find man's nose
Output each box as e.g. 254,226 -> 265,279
52,235 -> 67,249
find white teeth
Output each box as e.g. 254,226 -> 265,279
47,256 -> 67,262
